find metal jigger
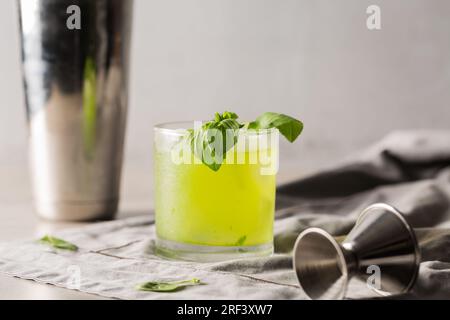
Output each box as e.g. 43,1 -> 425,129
293,203 -> 421,300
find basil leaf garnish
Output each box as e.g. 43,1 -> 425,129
39,235 -> 78,252
248,112 -> 303,143
136,278 -> 201,293
184,111 -> 303,171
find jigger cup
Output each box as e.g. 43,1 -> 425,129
293,203 -> 422,300
17,0 -> 133,221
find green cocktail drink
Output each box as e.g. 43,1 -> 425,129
154,112 -> 302,261
155,149 -> 276,247
155,125 -> 278,261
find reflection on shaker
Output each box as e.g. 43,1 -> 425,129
82,57 -> 96,160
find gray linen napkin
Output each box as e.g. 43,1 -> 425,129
0,130 -> 449,299
276,130 -> 450,299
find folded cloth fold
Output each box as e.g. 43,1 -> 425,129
0,130 -> 449,299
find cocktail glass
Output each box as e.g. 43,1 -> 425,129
154,121 -> 279,262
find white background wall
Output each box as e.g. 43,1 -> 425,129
1,0 -> 450,202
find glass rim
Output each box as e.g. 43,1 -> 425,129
154,121 -> 279,137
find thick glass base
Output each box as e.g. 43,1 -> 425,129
155,237 -> 274,262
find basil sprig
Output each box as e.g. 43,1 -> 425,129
186,111 -> 303,172
186,112 -> 243,171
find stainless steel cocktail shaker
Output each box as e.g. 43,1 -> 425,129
17,0 -> 133,221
